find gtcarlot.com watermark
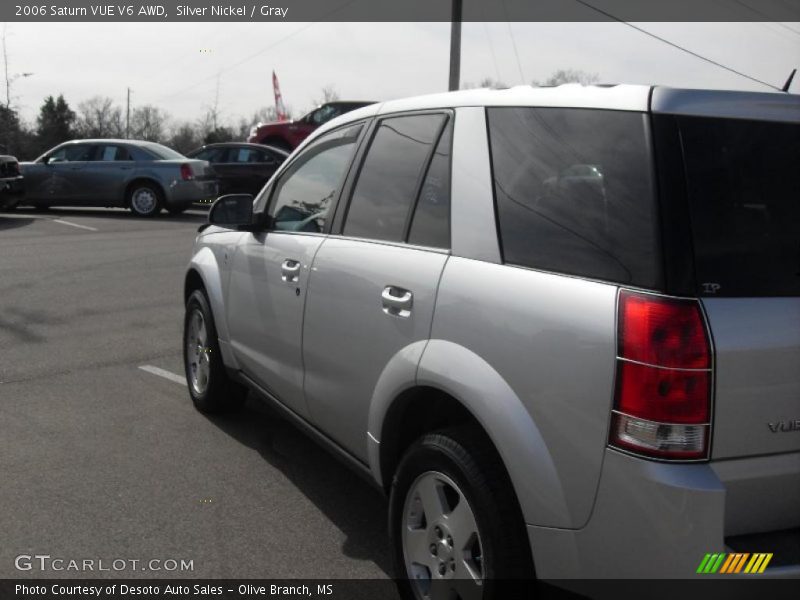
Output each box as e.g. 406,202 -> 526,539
15,554 -> 194,573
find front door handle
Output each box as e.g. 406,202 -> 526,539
382,286 -> 413,318
281,259 -> 300,283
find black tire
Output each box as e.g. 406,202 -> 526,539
166,205 -> 187,216
127,182 -> 163,217
389,426 -> 535,600
183,289 -> 246,413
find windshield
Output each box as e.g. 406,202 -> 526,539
678,116 -> 800,297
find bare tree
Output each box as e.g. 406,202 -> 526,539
167,121 -> 201,155
130,105 -> 169,142
313,85 -> 340,106
461,77 -> 508,90
76,96 -> 124,138
532,69 -> 600,87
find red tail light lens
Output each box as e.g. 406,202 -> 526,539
616,361 -> 710,424
610,290 -> 712,460
618,293 -> 710,369
180,163 -> 194,181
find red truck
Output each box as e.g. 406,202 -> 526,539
247,101 -> 375,151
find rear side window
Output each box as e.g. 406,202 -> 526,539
487,107 -> 660,288
344,113 -> 446,242
408,121 -> 452,248
676,116 -> 800,297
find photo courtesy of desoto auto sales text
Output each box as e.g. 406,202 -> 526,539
0,0 -> 798,599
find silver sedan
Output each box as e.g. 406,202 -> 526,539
21,139 -> 218,216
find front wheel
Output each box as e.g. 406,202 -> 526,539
127,183 -> 162,217
183,289 -> 246,413
389,427 -> 534,600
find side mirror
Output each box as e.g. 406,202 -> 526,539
46,156 -> 64,165
208,194 -> 255,230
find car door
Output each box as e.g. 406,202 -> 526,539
302,112 -> 453,460
35,143 -> 94,203
79,144 -> 135,205
225,123 -> 365,419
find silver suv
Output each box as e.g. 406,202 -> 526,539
183,85 -> 800,595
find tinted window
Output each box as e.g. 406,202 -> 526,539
140,142 -> 184,160
268,124 -> 362,233
192,147 -> 224,162
344,114 -> 446,242
408,120 -> 452,248
93,145 -> 131,161
488,107 -> 659,288
49,144 -> 93,162
227,147 -> 273,164
677,116 -> 800,297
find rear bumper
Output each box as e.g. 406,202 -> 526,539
165,179 -> 218,206
527,449 -> 800,578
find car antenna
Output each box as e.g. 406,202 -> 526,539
781,68 -> 796,92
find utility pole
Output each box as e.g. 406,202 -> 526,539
126,87 -> 131,139
448,0 -> 462,91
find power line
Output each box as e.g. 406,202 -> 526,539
157,0 -> 358,102
483,22 -> 502,84
572,0 -> 782,91
731,0 -> 800,37
502,1 -> 526,84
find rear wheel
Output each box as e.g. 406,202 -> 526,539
183,289 -> 246,413
389,426 -> 534,600
127,183 -> 162,217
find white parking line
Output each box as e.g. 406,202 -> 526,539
52,219 -> 99,232
138,365 -> 186,385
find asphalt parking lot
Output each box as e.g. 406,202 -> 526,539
0,208 -> 394,585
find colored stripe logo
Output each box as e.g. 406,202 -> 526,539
697,553 -> 773,574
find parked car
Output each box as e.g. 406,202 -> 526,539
21,140 -> 218,216
0,154 -> 24,210
184,85 -> 800,596
247,101 -> 375,151
186,142 -> 288,197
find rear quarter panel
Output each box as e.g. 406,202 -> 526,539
426,257 -> 619,528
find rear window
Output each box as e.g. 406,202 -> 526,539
140,142 -> 184,160
487,107 -> 660,288
677,116 -> 800,297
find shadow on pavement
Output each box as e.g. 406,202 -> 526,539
0,215 -> 35,231
206,395 -> 394,577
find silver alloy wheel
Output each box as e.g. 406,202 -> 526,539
402,471 -> 484,600
130,187 -> 157,215
185,309 -> 210,395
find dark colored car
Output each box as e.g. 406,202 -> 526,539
247,101 -> 375,151
186,143 -> 288,197
0,155 -> 24,210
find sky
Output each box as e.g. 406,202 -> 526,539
4,21 -> 799,128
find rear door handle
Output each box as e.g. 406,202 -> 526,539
281,259 -> 301,283
382,286 -> 413,318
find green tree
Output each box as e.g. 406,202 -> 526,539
35,94 -> 76,153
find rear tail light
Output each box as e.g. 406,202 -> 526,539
180,163 -> 194,181
609,290 -> 712,460
11,162 -> 20,176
